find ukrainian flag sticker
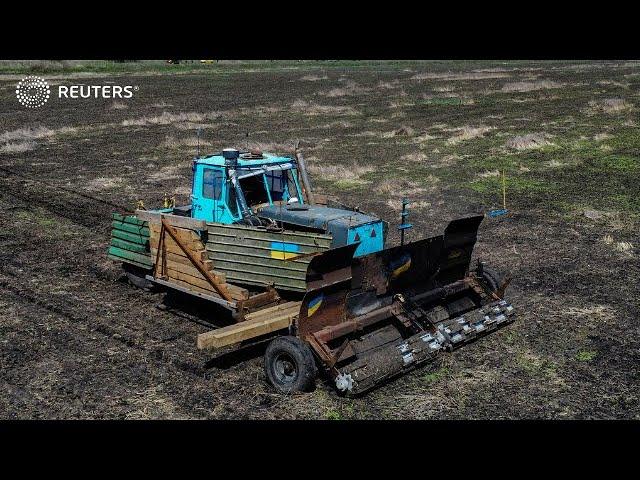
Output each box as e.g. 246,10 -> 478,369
390,253 -> 412,279
307,293 -> 324,317
270,241 -> 300,260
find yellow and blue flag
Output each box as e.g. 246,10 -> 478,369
270,241 -> 300,260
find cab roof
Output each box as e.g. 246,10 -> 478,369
194,152 -> 294,168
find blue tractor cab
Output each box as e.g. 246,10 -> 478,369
189,148 -> 386,257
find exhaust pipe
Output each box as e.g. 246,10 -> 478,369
294,141 -> 315,205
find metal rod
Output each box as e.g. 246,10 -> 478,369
294,141 -> 315,205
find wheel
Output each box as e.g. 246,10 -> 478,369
480,266 -> 505,293
123,263 -> 156,291
264,336 -> 318,393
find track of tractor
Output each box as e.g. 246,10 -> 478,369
0,171 -> 235,417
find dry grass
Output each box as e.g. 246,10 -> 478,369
377,80 -> 402,89
505,133 -> 553,150
564,305 -> 616,324
614,241 -> 634,253
321,80 -> 370,97
597,80 -> 630,88
446,126 -> 493,144
300,74 -> 328,81
109,101 -> 128,110
0,126 -> 56,143
381,126 -> 415,138
587,98 -> 633,114
603,235 -> 634,254
122,111 -> 222,127
151,101 -> 173,108
242,141 -> 296,155
86,176 -> 124,190
291,100 -> 359,116
594,133 -> 614,141
306,161 -> 374,183
148,164 -> 185,182
477,169 -> 501,178
0,141 -> 38,154
124,386 -> 182,420
318,120 -> 353,129
161,136 -> 212,149
412,72 -> 510,81
0,126 -> 59,155
378,177 -> 435,197
401,152 -> 429,163
501,80 -> 563,92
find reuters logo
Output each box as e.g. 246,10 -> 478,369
16,76 -> 51,108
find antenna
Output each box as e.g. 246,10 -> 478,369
196,127 -> 202,158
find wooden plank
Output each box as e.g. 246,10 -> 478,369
112,229 -> 149,245
168,277 -> 223,298
161,218 -> 232,302
108,254 -> 151,270
108,246 -> 152,267
150,224 -> 201,241
197,310 -> 298,350
110,237 -> 149,254
164,259 -> 223,282
223,283 -> 250,301
112,221 -> 150,236
135,210 -> 206,230
152,250 -> 214,270
165,267 -> 227,293
244,301 -> 301,322
151,246 -> 208,262
239,287 -> 280,311
150,236 -> 203,251
161,276 -> 246,301
150,276 -> 236,308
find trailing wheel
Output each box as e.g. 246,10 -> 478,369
264,336 -> 318,393
480,265 -> 505,294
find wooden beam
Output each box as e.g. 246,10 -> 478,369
135,210 -> 207,230
197,308 -> 298,350
161,217 -> 233,302
151,246 -> 209,262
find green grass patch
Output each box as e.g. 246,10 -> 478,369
595,155 -> 639,172
516,353 -> 558,377
423,366 -> 449,383
14,208 -> 79,239
325,409 -> 342,420
576,350 -> 598,362
469,175 -> 552,194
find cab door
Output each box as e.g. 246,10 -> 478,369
192,166 -> 225,222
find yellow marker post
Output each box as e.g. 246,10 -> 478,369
502,169 -> 507,210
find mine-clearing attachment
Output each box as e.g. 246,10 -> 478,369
195,214 -> 515,395
296,214 -> 515,395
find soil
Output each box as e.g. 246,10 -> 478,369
0,60 -> 638,419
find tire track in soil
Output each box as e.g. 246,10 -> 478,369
0,279 -> 215,418
0,275 -> 205,378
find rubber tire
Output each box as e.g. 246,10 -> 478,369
123,264 -> 156,291
481,266 -> 504,293
264,336 -> 318,394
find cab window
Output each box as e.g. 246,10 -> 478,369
265,170 -> 286,201
203,168 -> 223,200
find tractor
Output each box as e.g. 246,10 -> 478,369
108,147 -> 514,395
